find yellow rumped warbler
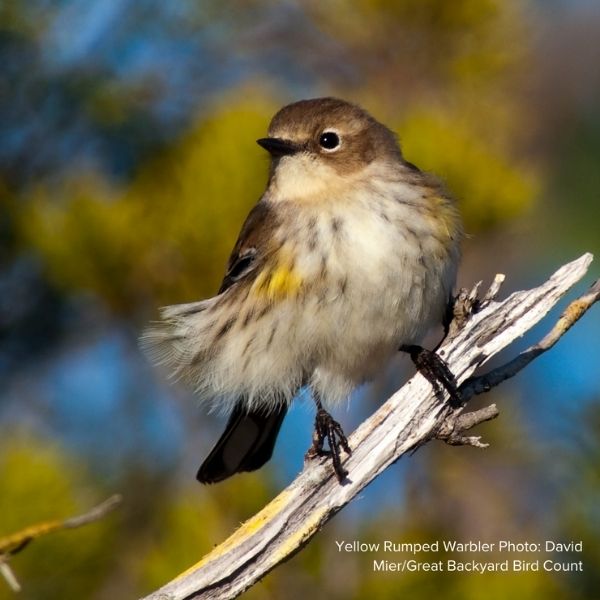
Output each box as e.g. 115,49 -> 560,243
141,97 -> 463,483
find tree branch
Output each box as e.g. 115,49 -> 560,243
141,253 -> 598,600
0,494 -> 122,592
459,276 -> 600,402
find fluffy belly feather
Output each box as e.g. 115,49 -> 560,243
300,202 -> 454,403
144,193 -> 459,413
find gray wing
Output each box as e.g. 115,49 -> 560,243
218,200 -> 278,294
140,199 -> 279,380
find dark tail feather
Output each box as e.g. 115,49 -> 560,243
197,401 -> 288,484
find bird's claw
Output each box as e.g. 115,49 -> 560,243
306,408 -> 351,482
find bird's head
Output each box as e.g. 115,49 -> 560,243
257,97 -> 401,201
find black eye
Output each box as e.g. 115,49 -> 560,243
319,131 -> 340,150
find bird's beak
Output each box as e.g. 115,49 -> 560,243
256,137 -> 301,157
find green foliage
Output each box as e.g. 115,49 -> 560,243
555,402 -> 600,598
135,477 -> 274,595
311,0 -> 539,232
13,86 -> 539,312
10,0 -> 540,317
399,107 -> 539,229
15,94 -> 276,313
0,434 -> 118,600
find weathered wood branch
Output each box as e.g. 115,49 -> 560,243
0,494 -> 122,592
142,253 -> 599,600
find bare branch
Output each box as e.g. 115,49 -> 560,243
0,494 -> 122,557
481,274 -> 506,307
0,563 -> 21,593
61,495 -> 123,530
141,254 -> 597,600
460,277 -> 600,402
436,404 -> 500,447
0,494 -> 122,592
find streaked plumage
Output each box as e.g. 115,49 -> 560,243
142,97 -> 462,482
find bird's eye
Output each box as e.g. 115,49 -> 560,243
319,131 -> 340,150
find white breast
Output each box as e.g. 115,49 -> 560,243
294,187 -> 457,405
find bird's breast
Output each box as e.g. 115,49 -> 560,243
282,192 -> 459,388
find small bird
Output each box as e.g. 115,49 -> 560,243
142,97 -> 462,484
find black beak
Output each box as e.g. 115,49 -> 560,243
256,137 -> 300,157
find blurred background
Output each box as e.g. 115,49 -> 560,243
1,0 -> 599,598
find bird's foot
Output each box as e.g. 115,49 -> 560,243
401,344 -> 463,408
305,408 -> 351,482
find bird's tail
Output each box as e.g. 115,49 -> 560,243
197,400 -> 288,484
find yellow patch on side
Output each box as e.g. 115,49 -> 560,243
252,264 -> 303,300
426,194 -> 462,242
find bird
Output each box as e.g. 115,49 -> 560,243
141,97 -> 463,484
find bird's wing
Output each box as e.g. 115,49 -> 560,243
218,200 -> 279,294
140,199 -> 282,405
